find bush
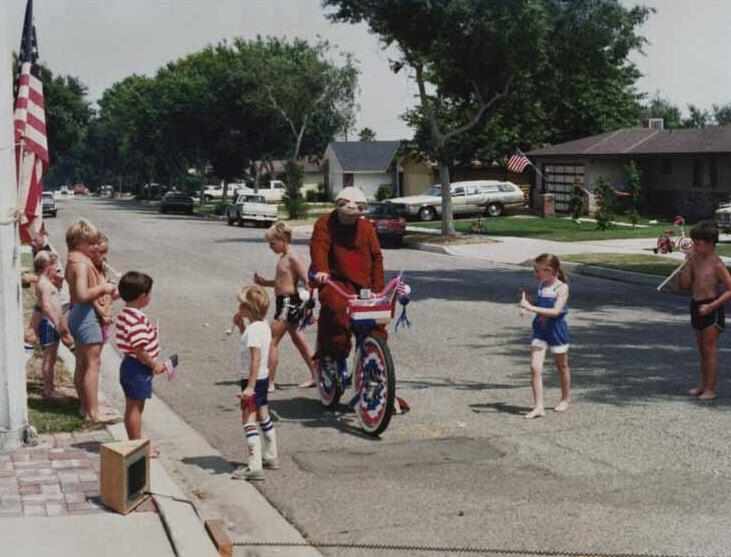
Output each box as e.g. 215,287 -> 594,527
305,189 -> 318,202
594,177 -> 615,230
214,202 -> 232,216
568,185 -> 585,220
376,184 -> 393,201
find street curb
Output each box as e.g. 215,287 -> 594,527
97,345 -> 323,557
55,343 -> 217,557
405,240 -> 667,289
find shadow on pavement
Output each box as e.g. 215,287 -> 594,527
181,455 -> 233,475
470,402 -> 531,415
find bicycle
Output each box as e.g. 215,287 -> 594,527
654,215 -> 692,254
304,274 -> 411,436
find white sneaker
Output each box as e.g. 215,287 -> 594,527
231,465 -> 265,481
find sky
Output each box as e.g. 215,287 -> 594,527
4,0 -> 731,140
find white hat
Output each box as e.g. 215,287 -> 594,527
335,187 -> 367,204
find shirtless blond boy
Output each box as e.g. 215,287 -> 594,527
254,222 -> 317,390
34,251 -> 73,398
678,221 -> 731,400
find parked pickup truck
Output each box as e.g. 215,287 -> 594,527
226,194 -> 278,227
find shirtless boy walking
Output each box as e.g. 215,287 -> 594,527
254,222 -> 317,390
678,221 -> 731,400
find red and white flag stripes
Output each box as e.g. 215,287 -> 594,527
14,61 -> 48,243
506,153 -> 531,174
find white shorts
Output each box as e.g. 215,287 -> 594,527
531,338 -> 569,354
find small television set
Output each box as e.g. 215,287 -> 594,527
100,439 -> 150,514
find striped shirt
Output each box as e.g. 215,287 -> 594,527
115,307 -> 159,359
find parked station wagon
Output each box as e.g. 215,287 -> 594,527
387,180 -> 525,221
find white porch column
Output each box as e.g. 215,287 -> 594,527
0,3 -> 29,451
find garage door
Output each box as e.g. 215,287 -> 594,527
542,164 -> 584,213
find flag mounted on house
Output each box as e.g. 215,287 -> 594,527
506,152 -> 531,174
13,0 -> 47,244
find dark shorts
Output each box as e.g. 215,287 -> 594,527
274,293 -> 304,326
239,378 -> 269,410
690,298 -> 725,332
38,318 -> 60,347
120,356 -> 153,400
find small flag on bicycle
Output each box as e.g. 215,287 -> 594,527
506,153 -> 531,174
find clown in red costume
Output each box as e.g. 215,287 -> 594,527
310,187 -> 386,370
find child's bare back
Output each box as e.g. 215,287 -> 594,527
274,253 -> 298,296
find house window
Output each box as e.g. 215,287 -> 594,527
710,157 -> 718,189
661,159 -> 672,175
343,173 -> 354,188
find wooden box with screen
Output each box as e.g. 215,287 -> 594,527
100,439 -> 150,514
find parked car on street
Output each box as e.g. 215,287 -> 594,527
41,191 -> 57,217
203,183 -> 252,201
72,184 -> 89,196
159,192 -> 195,215
366,202 -> 406,246
715,202 -> 731,232
387,180 -> 525,221
226,193 -> 278,227
256,180 -> 286,203
57,185 -> 72,197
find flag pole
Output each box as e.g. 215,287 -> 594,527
517,147 -> 544,179
0,1 -> 30,449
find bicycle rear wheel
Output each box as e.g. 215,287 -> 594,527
317,356 -> 343,408
354,335 -> 396,436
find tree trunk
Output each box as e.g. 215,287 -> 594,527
438,161 -> 454,236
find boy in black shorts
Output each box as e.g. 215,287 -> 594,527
678,221 -> 731,400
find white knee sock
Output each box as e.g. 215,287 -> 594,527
259,417 -> 278,461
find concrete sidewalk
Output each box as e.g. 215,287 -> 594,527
0,430 -> 176,557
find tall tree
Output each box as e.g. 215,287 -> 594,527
358,127 -> 376,142
324,0 -> 548,235
247,37 -> 358,218
683,104 -> 711,129
712,103 -> 731,126
640,94 -> 683,129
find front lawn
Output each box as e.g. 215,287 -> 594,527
562,253 -> 680,276
417,216 -> 671,242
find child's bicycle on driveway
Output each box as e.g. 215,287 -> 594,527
304,273 -> 411,436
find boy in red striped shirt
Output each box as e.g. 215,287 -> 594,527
115,271 -> 166,448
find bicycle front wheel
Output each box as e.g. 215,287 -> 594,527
354,335 -> 396,436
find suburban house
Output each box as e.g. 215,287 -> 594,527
527,123 -> 731,219
324,140 -> 402,200
253,158 -> 325,193
324,140 -> 528,201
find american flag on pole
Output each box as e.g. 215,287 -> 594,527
506,152 -> 531,174
13,0 -> 47,244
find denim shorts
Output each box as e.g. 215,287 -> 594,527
120,356 -> 153,400
68,303 -> 103,345
37,318 -> 60,347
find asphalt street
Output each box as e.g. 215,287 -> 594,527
47,197 -> 731,556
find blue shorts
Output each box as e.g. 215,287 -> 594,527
120,356 -> 153,400
239,378 -> 269,409
68,303 -> 103,345
38,318 -> 60,347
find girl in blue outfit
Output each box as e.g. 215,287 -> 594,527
519,253 -> 572,419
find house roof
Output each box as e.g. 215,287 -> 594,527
527,126 -> 731,157
328,141 -> 401,172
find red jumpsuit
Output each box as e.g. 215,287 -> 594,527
310,211 -> 385,360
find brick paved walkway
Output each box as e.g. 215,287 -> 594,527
0,430 -> 157,518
